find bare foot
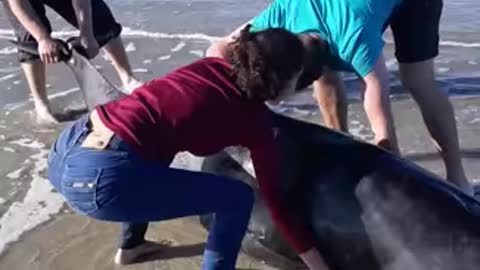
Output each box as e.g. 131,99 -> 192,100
35,106 -> 59,126
114,239 -> 172,265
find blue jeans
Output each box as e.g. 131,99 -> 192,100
47,115 -> 254,270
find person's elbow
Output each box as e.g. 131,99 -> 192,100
361,58 -> 391,112
206,39 -> 230,58
362,53 -> 390,91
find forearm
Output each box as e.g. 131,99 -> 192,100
313,72 -> 348,132
363,81 -> 390,137
362,56 -> 399,153
71,0 -> 94,37
7,0 -> 49,41
363,81 -> 399,153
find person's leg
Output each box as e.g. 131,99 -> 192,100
60,144 -> 254,269
108,167 -> 253,269
44,0 -> 141,93
389,0 -> 471,194
21,60 -> 58,124
101,36 -> 142,93
399,60 -> 470,191
312,69 -> 349,132
2,0 -> 57,124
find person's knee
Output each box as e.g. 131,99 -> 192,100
399,59 -> 437,93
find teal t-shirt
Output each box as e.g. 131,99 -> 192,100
251,0 -> 402,77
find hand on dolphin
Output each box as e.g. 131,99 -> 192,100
37,36 -> 63,63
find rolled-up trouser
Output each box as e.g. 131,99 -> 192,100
47,115 -> 254,270
1,0 -> 122,63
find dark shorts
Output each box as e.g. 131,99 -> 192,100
384,0 -> 443,63
2,0 -> 122,63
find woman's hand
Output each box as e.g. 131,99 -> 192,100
299,248 -> 332,270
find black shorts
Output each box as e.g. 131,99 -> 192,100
2,0 -> 122,63
384,0 -> 443,63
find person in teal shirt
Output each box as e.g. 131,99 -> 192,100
209,0 -> 472,193
250,0 -> 401,78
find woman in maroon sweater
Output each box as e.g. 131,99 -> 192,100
47,25 -> 330,270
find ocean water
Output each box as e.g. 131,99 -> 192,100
0,0 -> 479,106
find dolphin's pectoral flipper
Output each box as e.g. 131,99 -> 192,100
9,38 -> 126,110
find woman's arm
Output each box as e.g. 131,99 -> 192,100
361,53 -> 399,153
247,118 -> 331,270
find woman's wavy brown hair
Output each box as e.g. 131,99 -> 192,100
226,25 -> 305,101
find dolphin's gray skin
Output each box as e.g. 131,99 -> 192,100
199,112 -> 480,270
9,38 -> 125,110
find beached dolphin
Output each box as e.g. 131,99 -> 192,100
199,112 -> 480,270
9,38 -> 125,110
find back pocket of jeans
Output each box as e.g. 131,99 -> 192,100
62,166 -> 101,215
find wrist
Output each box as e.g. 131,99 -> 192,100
36,33 -> 51,43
